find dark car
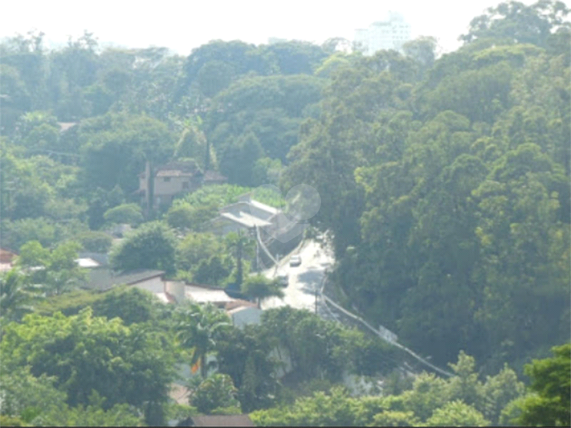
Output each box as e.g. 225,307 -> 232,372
277,274 -> 289,287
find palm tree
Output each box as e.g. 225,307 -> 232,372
0,268 -> 43,323
224,231 -> 256,286
173,302 -> 231,378
241,274 -> 284,308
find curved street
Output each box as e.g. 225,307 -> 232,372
260,240 -> 334,316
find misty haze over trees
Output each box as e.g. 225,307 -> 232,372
0,1 -> 570,426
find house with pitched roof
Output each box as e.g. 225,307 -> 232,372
209,194 -> 279,236
137,160 -> 226,209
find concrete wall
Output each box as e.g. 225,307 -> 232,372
165,281 -> 185,303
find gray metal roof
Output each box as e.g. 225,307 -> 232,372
219,211 -> 272,228
81,268 -> 165,291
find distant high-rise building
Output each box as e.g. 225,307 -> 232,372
354,11 -> 411,55
268,37 -> 288,45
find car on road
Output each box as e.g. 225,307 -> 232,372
277,273 -> 289,287
289,255 -> 302,267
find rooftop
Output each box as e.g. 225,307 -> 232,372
82,269 -> 165,291
224,299 -> 258,312
248,199 -> 279,215
78,252 -> 109,266
156,170 -> 199,178
156,160 -> 200,174
227,305 -> 260,315
202,170 -> 227,183
184,284 -> 236,305
75,258 -> 101,268
237,194 -> 280,215
0,248 -> 17,263
58,122 -> 77,132
219,211 -> 273,229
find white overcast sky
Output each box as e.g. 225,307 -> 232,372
1,0 -> 567,55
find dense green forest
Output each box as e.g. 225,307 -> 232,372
1,0 -> 570,426
283,0 -> 571,372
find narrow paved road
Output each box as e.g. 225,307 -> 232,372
260,240 -> 334,314
259,239 -> 451,377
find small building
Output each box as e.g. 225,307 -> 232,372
166,281 -> 237,308
165,282 -> 261,327
225,300 -> 262,328
354,11 -> 411,55
137,160 -> 227,209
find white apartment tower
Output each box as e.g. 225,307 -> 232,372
354,12 -> 411,55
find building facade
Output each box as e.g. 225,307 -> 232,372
354,11 -> 411,55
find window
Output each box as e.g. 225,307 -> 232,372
164,177 -> 171,182
182,182 -> 189,189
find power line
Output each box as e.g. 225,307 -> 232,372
318,272 -> 454,378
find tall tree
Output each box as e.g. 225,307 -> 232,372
1,308 -> 176,425
110,221 -> 177,274
241,275 -> 284,308
516,343 -> 571,427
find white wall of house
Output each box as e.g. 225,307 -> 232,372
132,276 -> 164,294
230,307 -> 262,328
153,176 -> 194,196
165,281 -> 185,303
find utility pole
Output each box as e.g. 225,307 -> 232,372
236,229 -> 243,286
253,226 -> 260,272
315,285 -> 318,314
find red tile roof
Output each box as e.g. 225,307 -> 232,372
0,248 -> 17,263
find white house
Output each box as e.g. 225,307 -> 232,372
225,300 -> 262,328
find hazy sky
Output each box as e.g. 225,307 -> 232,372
0,0 -> 563,55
